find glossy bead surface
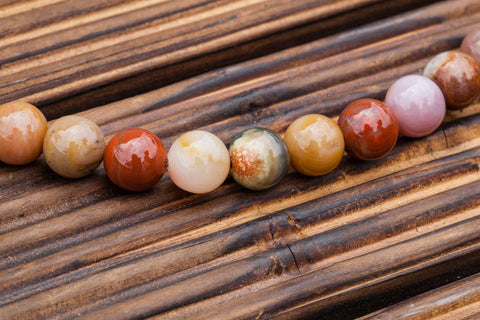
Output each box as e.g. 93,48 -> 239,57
424,50 -> 480,109
229,128 -> 290,190
338,99 -> 399,160
168,130 -> 229,194
104,128 -> 167,191
0,101 -> 47,165
385,75 -> 446,138
284,114 -> 344,176
43,115 -> 105,178
461,28 -> 480,65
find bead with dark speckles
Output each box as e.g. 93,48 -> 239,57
229,128 -> 289,190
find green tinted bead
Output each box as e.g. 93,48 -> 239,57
229,128 -> 290,190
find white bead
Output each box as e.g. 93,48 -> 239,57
167,130 -> 230,193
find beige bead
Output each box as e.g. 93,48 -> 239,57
43,115 -> 105,178
168,130 -> 230,194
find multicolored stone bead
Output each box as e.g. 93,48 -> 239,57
0,101 -> 48,165
461,28 -> 480,65
424,50 -> 480,109
338,99 -> 399,160
229,128 -> 290,190
168,130 -> 230,194
43,115 -> 105,178
284,114 -> 344,176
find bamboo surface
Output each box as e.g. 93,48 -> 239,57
1,0 -> 480,319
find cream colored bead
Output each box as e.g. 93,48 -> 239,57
168,130 -> 230,194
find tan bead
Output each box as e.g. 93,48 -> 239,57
284,114 -> 344,176
43,115 -> 105,178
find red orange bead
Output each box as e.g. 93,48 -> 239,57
338,99 -> 399,160
104,128 -> 167,191
0,101 -> 47,165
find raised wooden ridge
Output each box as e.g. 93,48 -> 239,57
359,272 -> 480,319
1,0 -> 480,319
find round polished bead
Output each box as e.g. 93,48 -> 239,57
338,99 -> 399,160
0,101 -> 47,165
43,115 -> 105,178
284,114 -> 344,176
229,128 -> 289,190
461,28 -> 480,65
424,50 -> 480,109
168,130 -> 230,194
104,128 -> 167,191
385,75 -> 446,138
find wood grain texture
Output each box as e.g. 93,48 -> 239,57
1,0 -> 480,319
0,0 -> 386,107
359,273 -> 480,320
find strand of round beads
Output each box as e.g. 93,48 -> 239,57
0,28 -> 479,193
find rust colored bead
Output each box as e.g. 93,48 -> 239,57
338,99 -> 399,160
104,128 -> 167,192
0,101 -> 47,165
424,50 -> 480,109
284,114 -> 344,176
461,28 -> 480,65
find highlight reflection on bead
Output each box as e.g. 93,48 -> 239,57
168,130 -> 230,194
338,99 -> 399,160
284,114 -> 344,176
424,50 -> 480,109
461,28 -> 480,65
43,115 -> 105,178
0,101 -> 48,165
385,75 -> 446,138
104,128 -> 167,192
229,128 -> 290,190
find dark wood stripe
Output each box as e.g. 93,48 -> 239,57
359,272 -> 480,319
0,0 -> 130,38
0,0 -> 219,65
0,0 -> 446,109
39,0 -> 442,118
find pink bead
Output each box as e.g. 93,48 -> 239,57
385,75 -> 446,138
461,28 -> 480,65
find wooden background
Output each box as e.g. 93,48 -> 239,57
1,0 -> 480,319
